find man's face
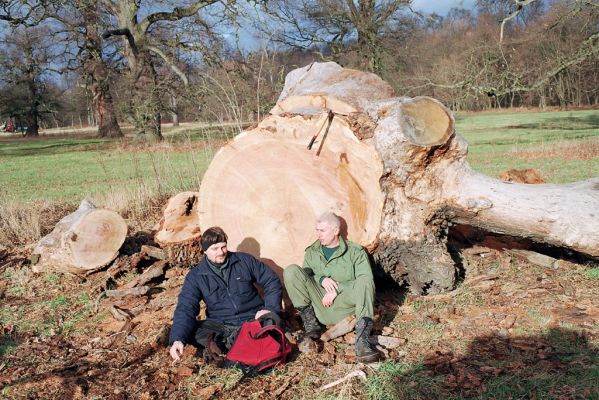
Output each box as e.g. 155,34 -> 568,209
316,221 -> 340,247
205,242 -> 228,264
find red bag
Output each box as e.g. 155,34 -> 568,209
225,320 -> 291,375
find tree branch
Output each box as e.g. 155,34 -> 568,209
147,45 -> 188,86
140,1 -> 221,33
499,0 -> 539,43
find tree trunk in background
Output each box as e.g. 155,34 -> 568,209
130,54 -> 163,141
191,62 -> 599,294
170,94 -> 179,126
92,71 -> 123,138
24,72 -> 39,136
80,1 -> 123,138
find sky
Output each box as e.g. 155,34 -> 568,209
412,0 -> 478,15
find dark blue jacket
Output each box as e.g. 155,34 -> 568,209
169,251 -> 282,345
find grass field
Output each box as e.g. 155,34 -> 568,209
456,109 -> 599,182
1,109 -> 598,207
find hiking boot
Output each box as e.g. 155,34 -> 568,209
297,305 -> 322,339
355,317 -> 382,363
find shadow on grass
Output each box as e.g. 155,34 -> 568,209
0,338 -> 161,400
0,138 -> 112,157
506,113 -> 599,131
367,328 -> 599,400
0,334 -> 18,362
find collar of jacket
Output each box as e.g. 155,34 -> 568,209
307,236 -> 348,261
196,252 -> 241,275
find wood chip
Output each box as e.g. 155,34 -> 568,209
105,286 -> 150,298
141,245 -> 166,260
370,335 -> 406,349
320,370 -> 366,390
321,316 -> 356,342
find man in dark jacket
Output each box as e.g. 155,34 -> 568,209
169,226 -> 282,361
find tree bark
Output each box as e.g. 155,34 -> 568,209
193,62 -> 599,293
31,198 -> 128,274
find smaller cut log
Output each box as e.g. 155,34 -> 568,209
31,198 -> 127,274
154,191 -> 202,266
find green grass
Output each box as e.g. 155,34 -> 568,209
585,267 -> 599,280
0,110 -> 597,205
455,109 -> 599,182
0,284 -> 96,337
0,127 -> 232,204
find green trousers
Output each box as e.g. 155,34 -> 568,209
283,264 -> 375,326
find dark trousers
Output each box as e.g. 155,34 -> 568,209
194,320 -> 242,353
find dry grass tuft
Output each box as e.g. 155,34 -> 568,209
95,185 -> 170,230
0,196 -> 75,248
510,139 -> 599,161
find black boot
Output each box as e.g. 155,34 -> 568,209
297,305 -> 322,339
355,317 -> 382,363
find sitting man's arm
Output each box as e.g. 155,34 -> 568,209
169,272 -> 203,361
336,246 -> 373,294
250,257 -> 283,318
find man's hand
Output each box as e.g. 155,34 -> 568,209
170,341 -> 184,362
321,277 -> 338,294
255,309 -> 270,320
322,291 -> 337,307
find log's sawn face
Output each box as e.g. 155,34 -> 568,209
198,112 -> 385,271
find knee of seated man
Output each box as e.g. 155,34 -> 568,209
283,264 -> 302,283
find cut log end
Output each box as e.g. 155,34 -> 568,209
32,199 -> 127,273
69,209 -> 128,269
400,97 -> 454,147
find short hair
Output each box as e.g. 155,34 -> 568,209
200,226 -> 228,251
317,211 -> 341,229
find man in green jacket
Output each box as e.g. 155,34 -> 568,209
284,212 -> 380,362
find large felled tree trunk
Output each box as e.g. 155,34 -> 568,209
196,62 -> 599,293
31,199 -> 127,274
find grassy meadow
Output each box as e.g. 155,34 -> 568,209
1,109 -> 598,206
456,109 -> 599,182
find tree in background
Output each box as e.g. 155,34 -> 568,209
0,27 -> 62,136
100,0 -> 227,141
262,0 -> 411,75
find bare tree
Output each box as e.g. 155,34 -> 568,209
0,27 -> 61,136
100,0 -> 225,141
262,0 -> 411,74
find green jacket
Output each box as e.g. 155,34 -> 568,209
302,237 -> 373,294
